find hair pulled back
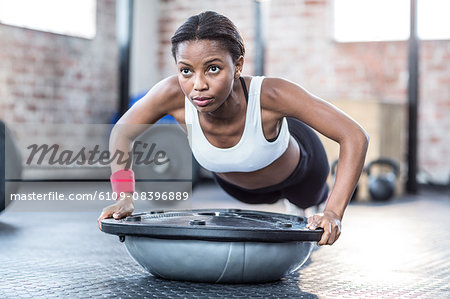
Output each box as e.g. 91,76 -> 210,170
171,11 -> 245,62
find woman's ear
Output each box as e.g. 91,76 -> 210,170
234,56 -> 244,79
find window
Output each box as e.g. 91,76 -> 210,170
333,0 -> 450,42
0,0 -> 96,39
417,0 -> 450,40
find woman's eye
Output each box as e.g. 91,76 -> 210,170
208,66 -> 220,73
181,68 -> 192,75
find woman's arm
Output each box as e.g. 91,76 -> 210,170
98,75 -> 184,229
263,78 -> 369,245
110,75 -> 184,172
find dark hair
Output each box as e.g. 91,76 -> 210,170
171,11 -> 245,62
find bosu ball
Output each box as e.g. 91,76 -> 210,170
101,209 -> 323,283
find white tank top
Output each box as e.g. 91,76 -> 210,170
184,76 -> 290,173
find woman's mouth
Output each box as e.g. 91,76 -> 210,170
192,97 -> 213,107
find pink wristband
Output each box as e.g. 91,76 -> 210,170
110,169 -> 135,196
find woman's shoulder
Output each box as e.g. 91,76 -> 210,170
258,77 -> 298,110
153,75 -> 185,100
118,75 -> 185,125
259,76 -> 296,94
140,75 -> 185,109
258,76 -> 315,119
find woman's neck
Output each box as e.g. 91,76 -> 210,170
202,78 -> 245,123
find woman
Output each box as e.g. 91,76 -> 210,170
98,11 -> 369,246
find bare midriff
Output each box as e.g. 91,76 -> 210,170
214,135 -> 301,190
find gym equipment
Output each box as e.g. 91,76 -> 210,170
331,159 -> 358,202
365,158 -> 399,202
132,124 -> 193,195
101,209 -> 323,283
1,121 -> 23,213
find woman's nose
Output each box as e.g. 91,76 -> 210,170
194,75 -> 208,91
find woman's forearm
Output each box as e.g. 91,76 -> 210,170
325,129 -> 369,219
108,124 -> 138,173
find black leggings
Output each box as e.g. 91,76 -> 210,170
212,118 -> 330,209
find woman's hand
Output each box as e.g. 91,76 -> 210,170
306,210 -> 342,246
97,193 -> 135,231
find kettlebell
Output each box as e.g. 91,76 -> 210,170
365,158 -> 399,202
331,159 -> 359,202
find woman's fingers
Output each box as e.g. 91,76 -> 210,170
330,218 -> 342,244
113,208 -> 133,219
306,214 -> 321,229
327,222 -> 337,245
325,218 -> 341,245
98,200 -> 135,231
113,206 -> 124,219
318,221 -> 331,245
115,201 -> 134,219
97,209 -> 113,231
307,213 -> 342,246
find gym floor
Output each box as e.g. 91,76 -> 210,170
1,181 -> 449,298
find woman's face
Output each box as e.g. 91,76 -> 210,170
175,39 -> 242,112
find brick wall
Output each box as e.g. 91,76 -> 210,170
0,0 -> 118,125
157,0 -> 255,78
157,0 -> 449,182
419,40 -> 450,181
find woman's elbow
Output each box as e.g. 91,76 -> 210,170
357,127 -> 370,152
